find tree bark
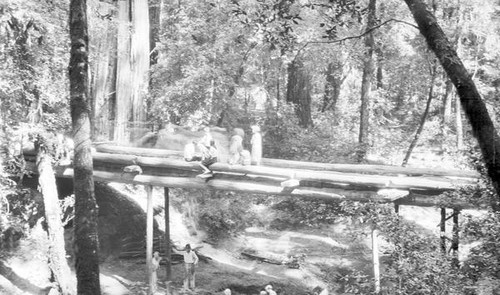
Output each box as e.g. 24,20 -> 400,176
357,0 -> 377,162
69,0 -> 101,293
35,141 -> 75,295
402,62 -> 437,166
404,0 -> 500,201
286,59 -> 313,128
456,97 -> 463,150
114,0 -> 150,143
149,0 -> 161,66
90,1 -> 116,141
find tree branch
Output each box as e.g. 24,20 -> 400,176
294,18 -> 419,59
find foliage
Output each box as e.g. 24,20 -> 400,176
270,197 -> 344,229
322,202 -> 470,294
196,191 -> 258,243
0,0 -> 70,131
462,212 -> 500,292
264,103 -> 358,162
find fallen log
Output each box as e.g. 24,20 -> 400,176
240,252 -> 283,265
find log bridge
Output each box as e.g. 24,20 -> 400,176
24,144 -> 481,209
22,144 -> 482,293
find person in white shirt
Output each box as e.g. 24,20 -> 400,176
251,125 -> 262,165
151,251 -> 162,293
182,244 -> 199,290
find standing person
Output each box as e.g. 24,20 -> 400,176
197,139 -> 218,177
200,126 -> 213,147
181,244 -> 199,290
228,128 -> 244,165
151,251 -> 162,294
251,125 -> 262,165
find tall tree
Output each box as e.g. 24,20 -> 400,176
357,0 -> 377,162
321,59 -> 347,113
402,61 -> 437,166
90,1 -> 117,141
286,58 -> 313,128
69,0 -> 101,293
404,0 -> 500,201
114,0 -> 150,143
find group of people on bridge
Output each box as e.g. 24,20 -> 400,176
183,125 -> 263,178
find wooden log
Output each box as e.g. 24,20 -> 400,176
23,162 -> 477,208
89,152 -> 476,192
240,252 -> 283,265
93,144 -> 480,178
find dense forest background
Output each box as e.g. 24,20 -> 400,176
1,0 -> 500,294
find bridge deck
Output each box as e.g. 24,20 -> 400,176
24,144 -> 482,209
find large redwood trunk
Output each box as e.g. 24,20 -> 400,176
69,0 -> 101,293
90,0 -> 117,141
114,0 -> 150,143
404,0 -> 500,202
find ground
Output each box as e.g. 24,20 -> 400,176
0,181 -> 484,295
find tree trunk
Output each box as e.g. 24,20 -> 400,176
376,49 -> 383,89
456,97 -> 463,150
321,61 -> 344,113
402,62 -> 437,166
441,78 -> 453,150
149,0 -> 161,66
442,79 -> 453,126
286,59 -> 313,128
404,0 -> 500,201
357,0 -> 376,162
69,0 -> 101,293
35,142 -> 75,295
90,1 -> 116,141
114,0 -> 150,143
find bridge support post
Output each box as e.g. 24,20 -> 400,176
451,209 -> 460,266
146,185 -> 154,295
164,187 -> 172,294
440,208 -> 446,253
372,229 -> 380,294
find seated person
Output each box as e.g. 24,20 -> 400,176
198,139 -> 218,176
